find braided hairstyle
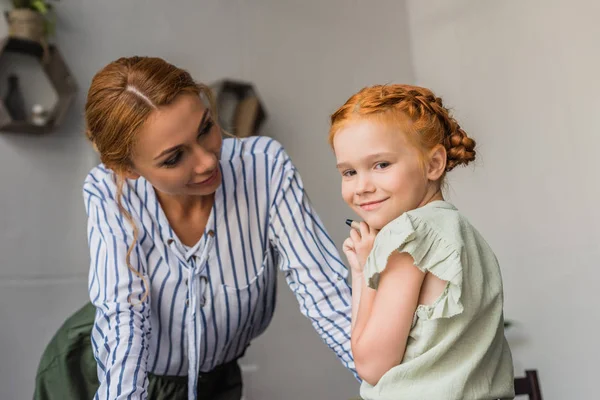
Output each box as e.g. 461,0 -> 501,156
329,84 -> 475,172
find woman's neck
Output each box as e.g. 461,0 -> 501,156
155,190 -> 216,246
156,191 -> 215,219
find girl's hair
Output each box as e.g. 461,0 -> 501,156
329,84 -> 476,172
85,56 -> 216,302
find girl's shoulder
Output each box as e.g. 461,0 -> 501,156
365,201 -> 468,319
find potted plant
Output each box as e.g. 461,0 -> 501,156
4,0 -> 58,43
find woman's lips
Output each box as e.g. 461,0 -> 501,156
189,169 -> 219,186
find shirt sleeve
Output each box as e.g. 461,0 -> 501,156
84,177 -> 152,399
266,143 -> 357,378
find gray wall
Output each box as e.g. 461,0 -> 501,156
0,3 -> 95,400
0,1 -> 414,399
233,2 -> 415,399
406,1 -> 599,399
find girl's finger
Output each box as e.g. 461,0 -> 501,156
359,221 -> 371,237
350,228 -> 361,242
343,237 -> 355,251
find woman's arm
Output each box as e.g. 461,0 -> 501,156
351,251 -> 425,386
266,141 -> 356,377
85,179 -> 151,400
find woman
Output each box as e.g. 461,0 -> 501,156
34,56 -> 354,400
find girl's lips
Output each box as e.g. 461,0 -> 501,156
359,198 -> 389,211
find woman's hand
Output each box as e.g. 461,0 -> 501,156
342,221 -> 378,274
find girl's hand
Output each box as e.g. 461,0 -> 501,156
343,222 -> 378,274
343,236 -> 361,274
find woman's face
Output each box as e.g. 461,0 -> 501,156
128,93 -> 223,198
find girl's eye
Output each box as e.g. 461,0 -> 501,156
375,162 -> 390,170
162,151 -> 183,168
342,169 -> 356,177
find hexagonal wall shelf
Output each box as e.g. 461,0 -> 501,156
211,79 -> 267,138
0,37 -> 76,134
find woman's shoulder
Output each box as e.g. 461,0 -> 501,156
83,164 -> 118,202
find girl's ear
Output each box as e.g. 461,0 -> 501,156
426,144 -> 446,181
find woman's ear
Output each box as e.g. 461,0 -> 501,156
119,162 -> 140,180
124,168 -> 141,180
426,144 -> 447,181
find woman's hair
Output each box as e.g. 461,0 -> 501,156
85,56 -> 216,302
329,84 -> 476,173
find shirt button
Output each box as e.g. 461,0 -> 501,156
337,275 -> 343,281
167,239 -> 174,245
207,230 -> 215,237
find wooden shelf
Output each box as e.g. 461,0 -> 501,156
211,79 -> 267,138
0,37 -> 77,134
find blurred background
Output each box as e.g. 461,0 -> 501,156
0,1 -> 598,399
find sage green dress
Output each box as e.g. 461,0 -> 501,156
360,201 -> 514,400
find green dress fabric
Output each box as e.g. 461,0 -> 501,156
33,303 -> 242,400
360,201 -> 514,400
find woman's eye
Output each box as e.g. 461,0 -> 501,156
199,120 -> 214,137
162,151 -> 183,168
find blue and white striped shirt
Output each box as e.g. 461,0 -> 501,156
84,136 -> 355,399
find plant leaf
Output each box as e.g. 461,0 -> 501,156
31,0 -> 48,14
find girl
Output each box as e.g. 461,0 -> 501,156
330,84 -> 514,399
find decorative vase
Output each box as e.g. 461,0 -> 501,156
4,8 -> 45,43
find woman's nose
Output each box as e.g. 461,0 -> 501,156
191,145 -> 217,174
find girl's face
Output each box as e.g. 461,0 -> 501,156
333,118 -> 446,230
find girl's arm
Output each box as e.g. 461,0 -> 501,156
351,251 -> 425,386
350,270 -> 372,330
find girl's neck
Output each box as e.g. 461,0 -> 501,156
418,185 -> 444,208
